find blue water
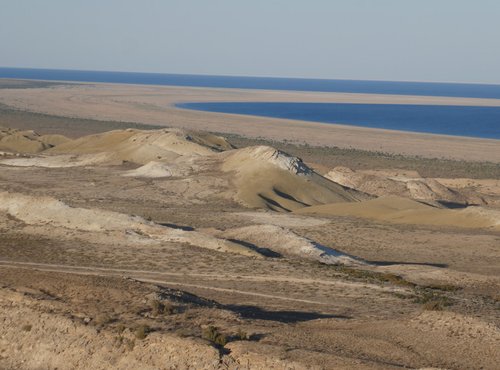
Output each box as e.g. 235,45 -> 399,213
177,102 -> 500,139
2,67 -> 500,138
2,67 -> 500,99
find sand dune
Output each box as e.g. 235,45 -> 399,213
219,224 -> 367,266
122,161 -> 177,178
296,195 -> 500,230
325,166 -> 471,206
0,131 -> 369,213
0,152 -> 121,168
221,146 -> 366,211
2,127 -> 497,234
0,126 -> 69,153
0,191 -> 262,258
48,128 -> 233,164
0,128 -> 233,168
14,135 -> 370,212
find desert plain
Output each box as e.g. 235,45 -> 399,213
0,79 -> 499,369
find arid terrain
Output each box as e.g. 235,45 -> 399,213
0,80 -> 499,369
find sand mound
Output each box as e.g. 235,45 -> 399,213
123,161 -> 176,178
0,127 -> 53,153
1,128 -> 233,168
221,146 -> 366,211
0,191 -> 262,258
38,134 -> 71,146
227,145 -> 313,175
48,128 -> 233,165
325,166 -> 469,206
296,195 -> 500,230
0,153 -> 120,168
231,211 -> 331,228
220,224 -> 367,266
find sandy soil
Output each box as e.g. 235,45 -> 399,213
0,80 -> 499,162
0,80 -> 499,369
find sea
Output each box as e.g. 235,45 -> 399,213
1,67 -> 500,139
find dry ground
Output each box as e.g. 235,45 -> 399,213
0,80 -> 499,369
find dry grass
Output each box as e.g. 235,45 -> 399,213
134,325 -> 149,340
202,325 -> 227,347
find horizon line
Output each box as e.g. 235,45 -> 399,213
1,66 -> 500,87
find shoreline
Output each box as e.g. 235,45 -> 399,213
174,102 -> 500,141
0,79 -> 499,162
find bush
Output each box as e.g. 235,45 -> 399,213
236,328 -> 248,340
423,300 -> 445,311
151,300 -> 175,316
135,325 -> 149,340
202,326 -> 227,347
116,323 -> 126,334
21,324 -> 32,332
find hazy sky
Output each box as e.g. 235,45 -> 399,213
1,0 -> 500,83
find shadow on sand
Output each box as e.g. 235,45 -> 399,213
368,260 -> 448,268
224,304 -> 350,323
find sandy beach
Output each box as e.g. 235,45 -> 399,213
0,80 -> 499,162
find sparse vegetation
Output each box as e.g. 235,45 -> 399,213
116,323 -> 126,334
422,283 -> 461,292
414,290 -> 453,310
151,299 -> 175,316
202,325 -> 227,347
235,328 -> 249,341
333,266 -> 416,288
93,314 -> 112,327
135,325 -> 149,340
125,338 -> 136,351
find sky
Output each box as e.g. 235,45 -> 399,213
1,0 -> 500,83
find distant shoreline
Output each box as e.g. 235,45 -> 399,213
176,102 -> 500,140
3,67 -> 500,99
0,79 -> 499,162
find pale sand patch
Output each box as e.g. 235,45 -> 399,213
218,224 -> 367,266
0,153 -> 119,167
0,191 -> 262,258
0,83 -> 499,161
296,195 -> 500,230
122,161 -> 175,178
436,178 -> 500,195
230,211 -> 331,228
325,166 -> 472,205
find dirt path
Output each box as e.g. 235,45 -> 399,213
0,259 -> 412,307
